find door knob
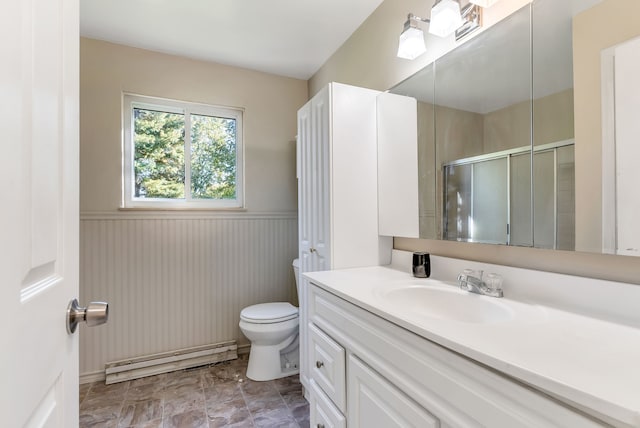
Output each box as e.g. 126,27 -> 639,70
66,299 -> 109,334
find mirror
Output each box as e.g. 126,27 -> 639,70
389,0 -> 606,252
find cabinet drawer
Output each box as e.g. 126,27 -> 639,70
310,379 -> 346,428
348,354 -> 440,428
308,322 -> 346,412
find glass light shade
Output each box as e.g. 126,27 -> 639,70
397,26 -> 427,60
469,0 -> 499,7
398,27 -> 427,59
429,0 -> 463,37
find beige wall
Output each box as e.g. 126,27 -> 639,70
573,0 -> 640,253
312,0 -> 640,285
482,88 -> 574,153
309,0 -> 530,96
483,101 -> 531,153
417,101 -> 437,238
79,39 -> 304,374
436,105 -> 484,162
80,38 -> 307,213
534,89 -> 574,147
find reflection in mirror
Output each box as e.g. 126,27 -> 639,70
389,0 -> 604,251
411,64 -> 436,239
437,6 -> 531,246
532,0 -> 579,251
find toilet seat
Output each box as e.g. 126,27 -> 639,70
240,302 -> 298,324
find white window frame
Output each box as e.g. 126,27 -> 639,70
122,94 -> 244,209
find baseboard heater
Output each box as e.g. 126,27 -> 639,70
105,340 -> 238,384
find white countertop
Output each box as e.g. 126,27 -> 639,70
304,265 -> 640,427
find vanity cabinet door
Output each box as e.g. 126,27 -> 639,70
348,354 -> 440,428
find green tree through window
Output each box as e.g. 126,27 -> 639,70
124,94 -> 243,208
190,114 -> 237,199
133,108 -> 185,198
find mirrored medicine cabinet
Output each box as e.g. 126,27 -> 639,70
388,0 -> 638,256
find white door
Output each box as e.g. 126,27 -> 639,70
1,0 -> 80,426
602,36 -> 640,255
614,36 -> 640,256
297,98 -> 312,391
297,85 -> 331,392
309,84 -> 331,272
297,100 -> 314,273
298,85 -> 332,272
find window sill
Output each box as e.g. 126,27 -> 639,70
82,210 -> 296,221
118,206 -> 247,212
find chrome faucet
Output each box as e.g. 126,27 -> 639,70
457,270 -> 503,298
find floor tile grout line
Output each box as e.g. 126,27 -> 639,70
279,388 -> 302,428
198,369 -> 208,427
238,380 -> 258,427
79,384 -> 90,408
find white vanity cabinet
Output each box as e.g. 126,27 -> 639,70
296,82 -> 393,392
306,283 -> 607,428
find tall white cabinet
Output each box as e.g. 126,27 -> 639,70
297,82 -> 393,392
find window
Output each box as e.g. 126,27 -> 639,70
123,94 -> 243,208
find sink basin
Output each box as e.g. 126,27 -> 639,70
378,284 -> 514,324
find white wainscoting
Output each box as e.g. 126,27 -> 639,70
79,211 -> 298,379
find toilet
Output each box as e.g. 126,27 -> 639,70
239,258 -> 300,381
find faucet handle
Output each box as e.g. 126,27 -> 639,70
458,268 -> 473,284
460,268 -> 482,280
458,268 -> 476,290
485,273 -> 503,293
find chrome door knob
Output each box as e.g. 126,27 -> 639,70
316,360 -> 324,369
66,299 -> 109,334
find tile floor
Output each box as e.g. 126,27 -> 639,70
79,356 -> 309,428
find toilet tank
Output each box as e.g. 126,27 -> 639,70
292,258 -> 300,293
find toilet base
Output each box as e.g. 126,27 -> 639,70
246,335 -> 299,381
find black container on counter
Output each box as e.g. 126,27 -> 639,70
412,252 -> 430,278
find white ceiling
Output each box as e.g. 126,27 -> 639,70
80,0 -> 385,80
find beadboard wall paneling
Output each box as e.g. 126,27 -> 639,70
79,212 -> 298,377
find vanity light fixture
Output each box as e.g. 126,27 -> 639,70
455,1 -> 483,40
397,1 -> 483,60
429,0 -> 464,37
397,14 -> 429,60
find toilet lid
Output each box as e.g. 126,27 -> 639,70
240,302 -> 299,324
